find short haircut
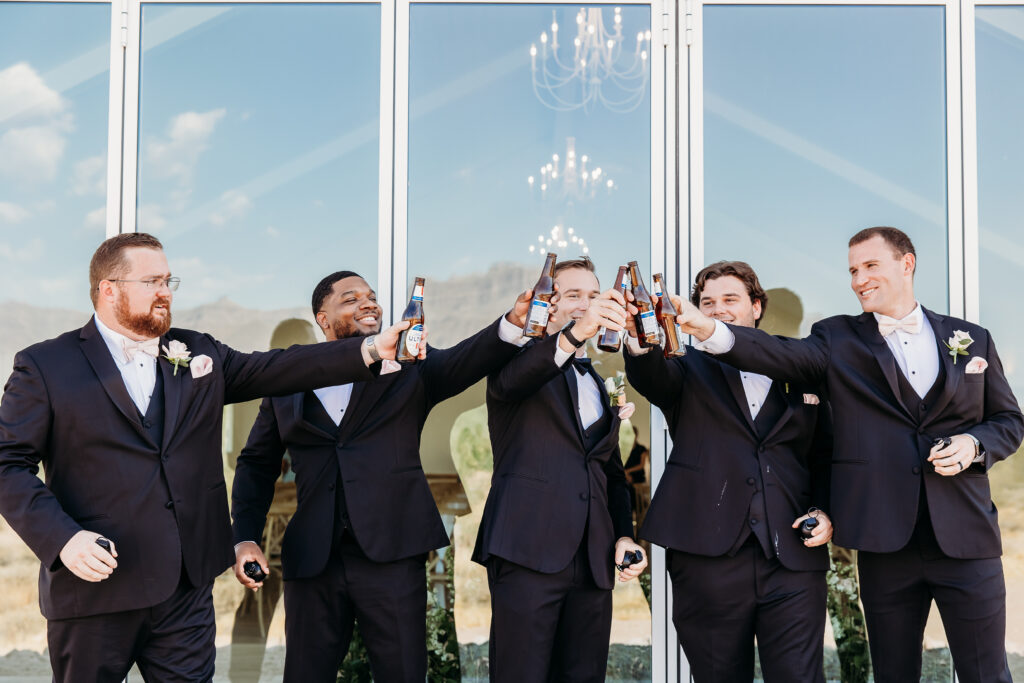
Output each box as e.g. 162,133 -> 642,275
690,260 -> 768,328
553,256 -> 596,280
89,232 -> 164,306
848,226 -> 916,269
311,271 -> 364,317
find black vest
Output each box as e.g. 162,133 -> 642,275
301,391 -> 352,544
138,368 -> 165,448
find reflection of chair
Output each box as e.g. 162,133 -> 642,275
262,481 -> 297,558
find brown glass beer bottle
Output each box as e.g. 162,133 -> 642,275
653,273 -> 686,358
629,261 -> 660,347
598,265 -> 629,352
524,253 -> 557,338
397,277 -> 425,364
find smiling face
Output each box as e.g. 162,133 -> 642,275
848,234 -> 916,318
697,275 -> 762,329
548,266 -> 601,333
316,276 -> 382,340
96,247 -> 173,340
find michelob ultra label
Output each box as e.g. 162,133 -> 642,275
528,299 -> 550,327
405,324 -> 424,354
640,310 -> 659,336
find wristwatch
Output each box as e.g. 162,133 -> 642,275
364,335 -> 383,363
966,433 -> 984,463
561,320 -> 586,348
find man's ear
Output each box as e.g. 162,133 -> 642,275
315,312 -> 329,330
751,299 -> 763,322
904,252 -> 916,276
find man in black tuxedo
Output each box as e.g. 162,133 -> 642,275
674,227 -> 1024,683
230,270 -> 529,682
0,233 -> 405,682
473,257 -> 647,682
624,261 -> 833,682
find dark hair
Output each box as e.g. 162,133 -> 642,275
848,226 -> 916,271
89,232 -> 164,306
690,260 -> 768,328
553,256 -> 596,279
311,271 -> 363,317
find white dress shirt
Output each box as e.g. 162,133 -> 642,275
94,314 -> 158,415
625,332 -> 771,418
313,314 -> 530,427
554,337 -> 605,429
873,304 -> 939,399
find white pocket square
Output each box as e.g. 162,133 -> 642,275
803,393 -> 820,405
381,359 -> 402,375
190,354 -> 213,378
965,356 -> 988,374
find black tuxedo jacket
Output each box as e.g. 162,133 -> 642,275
625,345 -> 831,571
230,317 -> 519,579
720,308 -> 1024,557
472,333 -> 634,590
0,317 -> 371,619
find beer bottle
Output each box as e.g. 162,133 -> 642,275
653,273 -> 686,358
524,253 -> 557,338
598,265 -> 629,352
629,261 -> 660,347
397,277 -> 425,364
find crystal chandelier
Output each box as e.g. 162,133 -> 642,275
528,224 -> 590,256
527,137 -> 615,200
529,7 -> 651,114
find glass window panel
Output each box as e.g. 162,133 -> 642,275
136,5 -> 380,678
0,2 -> 110,665
408,5 -> 653,679
977,7 -> 1024,680
702,6 -> 950,679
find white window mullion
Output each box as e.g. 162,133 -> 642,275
378,0 -> 396,322
946,0 -> 966,319
106,0 -> 127,237
120,0 -> 141,233
960,0 -> 980,323
392,0 -> 410,320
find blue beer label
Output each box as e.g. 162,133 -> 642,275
528,299 -> 550,327
405,323 -> 424,355
411,284 -> 424,301
639,310 -> 658,336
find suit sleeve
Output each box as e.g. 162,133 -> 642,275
808,392 -> 833,515
0,351 -> 82,569
419,316 -> 520,406
604,440 -> 635,541
487,333 -> 568,404
969,333 -> 1024,469
623,346 -> 686,410
216,335 -> 373,405
718,322 -> 831,387
231,398 -> 286,546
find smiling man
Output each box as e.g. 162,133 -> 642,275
0,233 -> 398,682
624,261 -> 834,683
673,228 -> 1024,683
230,270 -> 530,682
474,257 -> 647,682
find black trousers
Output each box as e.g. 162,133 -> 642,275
47,573 -> 216,683
282,533 -> 427,683
858,531 -> 1010,683
667,540 -> 827,683
487,547 -> 613,683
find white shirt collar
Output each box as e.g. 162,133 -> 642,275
93,314 -> 157,367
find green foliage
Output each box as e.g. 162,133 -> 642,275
337,622 -> 372,682
826,544 -> 871,683
426,549 -> 462,681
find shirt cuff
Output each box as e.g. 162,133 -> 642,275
234,541 -> 257,552
693,319 -> 735,354
553,333 -> 575,366
498,314 -> 529,347
625,335 -> 650,357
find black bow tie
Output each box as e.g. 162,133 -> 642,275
571,357 -> 592,373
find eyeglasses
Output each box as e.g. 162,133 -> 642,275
107,277 -> 181,291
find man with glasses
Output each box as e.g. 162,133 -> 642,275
0,233 -> 410,682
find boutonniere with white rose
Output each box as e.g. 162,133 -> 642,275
161,340 -> 191,375
604,371 -> 636,420
943,330 -> 973,365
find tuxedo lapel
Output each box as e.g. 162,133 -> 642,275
853,313 -> 913,420
921,308 -> 963,426
158,335 -> 184,452
336,371 -> 397,443
718,362 -> 757,435
759,382 -> 795,445
292,393 -> 337,441
78,319 -> 151,443
562,366 -> 586,444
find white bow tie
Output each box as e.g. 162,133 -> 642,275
876,314 -> 922,337
122,337 -> 160,363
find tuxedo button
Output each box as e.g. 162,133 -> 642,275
160,455 -> 168,462
579,492 -> 588,501
143,420 -> 153,428
758,446 -> 765,453
920,403 -> 927,412
912,466 -> 922,475
746,477 -> 755,486
328,483 -> 336,491
749,518 -> 758,526
164,501 -> 174,509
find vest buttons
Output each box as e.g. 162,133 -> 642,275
749,518 -> 758,526
579,492 -> 588,501
912,466 -> 922,475
758,446 -> 766,453
328,483 -> 336,491
143,420 -> 153,428
164,501 -> 174,509
746,477 -> 755,486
